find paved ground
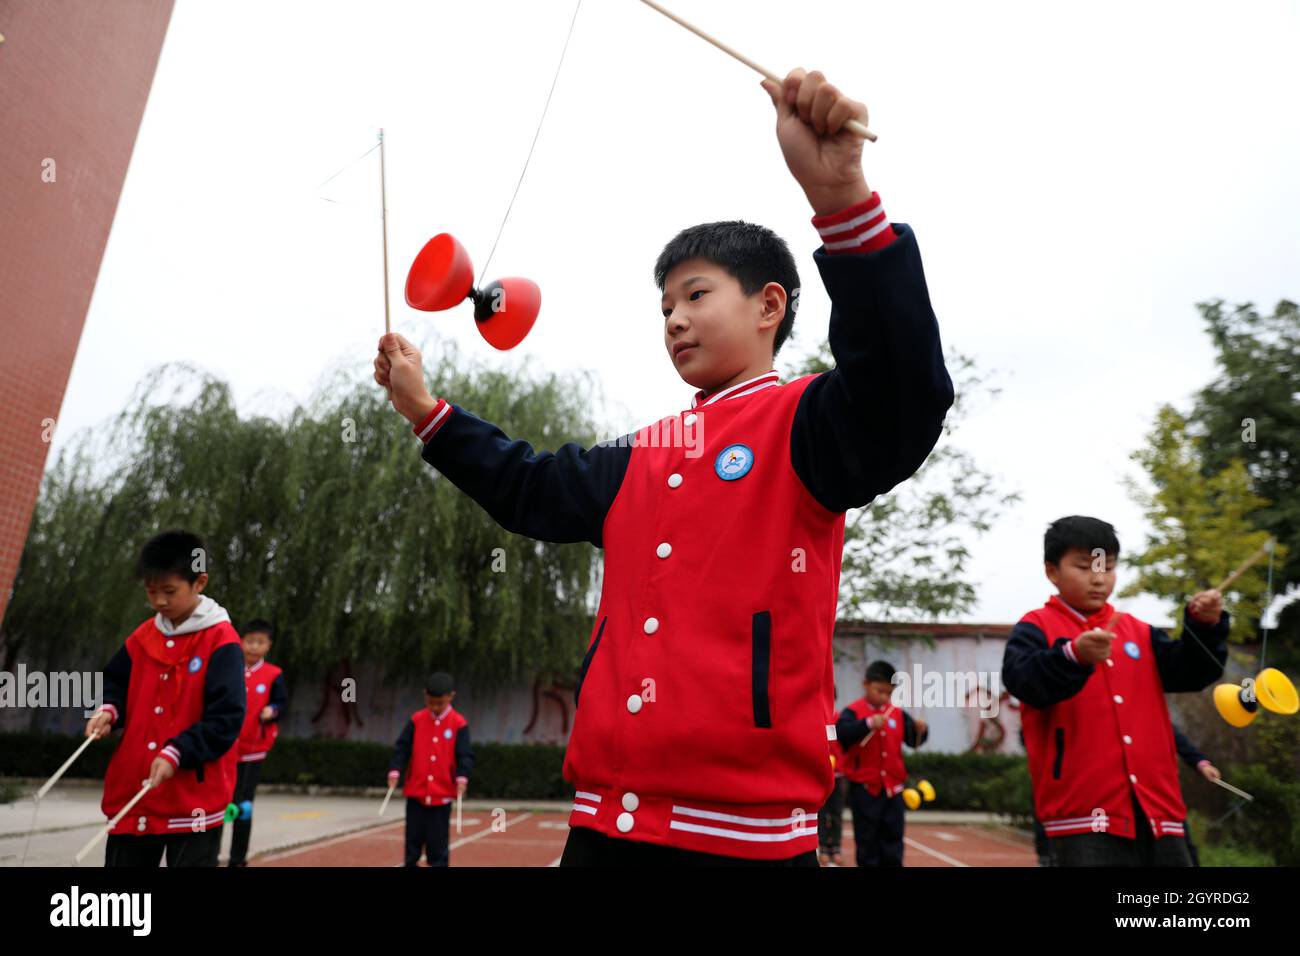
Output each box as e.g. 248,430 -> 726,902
1,782 -> 1036,867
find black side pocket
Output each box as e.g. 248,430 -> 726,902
1053,727 -> 1065,780
574,617 -> 607,708
752,611 -> 772,728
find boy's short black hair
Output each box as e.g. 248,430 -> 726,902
426,672 -> 455,696
136,529 -> 206,584
1044,516 -> 1121,565
653,220 -> 801,358
242,618 -> 274,638
865,660 -> 896,684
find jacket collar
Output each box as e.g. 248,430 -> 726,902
690,370 -> 781,409
1048,594 -> 1118,630
155,594 -> 230,637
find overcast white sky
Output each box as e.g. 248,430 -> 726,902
55,0 -> 1300,625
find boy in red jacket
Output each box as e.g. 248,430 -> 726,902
374,68 -> 953,865
1002,516 -> 1228,866
85,530 -> 245,867
227,618 -> 287,867
836,661 -> 929,866
387,672 -> 474,867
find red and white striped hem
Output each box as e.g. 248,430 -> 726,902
412,399 -> 453,442
567,784 -> 820,860
811,192 -> 895,254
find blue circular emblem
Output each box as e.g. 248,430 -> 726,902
888,718 -> 897,729
188,656 -> 203,673
444,728 -> 453,739
714,443 -> 755,481
256,683 -> 267,694
1124,641 -> 1141,660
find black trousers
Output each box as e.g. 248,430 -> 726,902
1047,792 -> 1193,867
847,782 -> 906,867
559,825 -> 819,867
818,776 -> 846,853
105,826 -> 223,867
405,798 -> 452,867
228,759 -> 264,866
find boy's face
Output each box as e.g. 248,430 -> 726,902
425,691 -> 455,715
144,572 -> 207,625
242,631 -> 272,665
864,679 -> 894,708
661,258 -> 786,390
1046,546 -> 1117,614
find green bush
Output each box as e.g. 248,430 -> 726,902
0,732 -> 1040,811
0,732 -> 570,799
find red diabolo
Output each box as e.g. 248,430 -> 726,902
405,234 -> 541,351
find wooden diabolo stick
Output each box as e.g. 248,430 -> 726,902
637,0 -> 878,142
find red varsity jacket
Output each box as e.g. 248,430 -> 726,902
1004,595 -> 1228,840
236,659 -> 285,762
410,195 -> 953,858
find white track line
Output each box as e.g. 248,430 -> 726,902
903,835 -> 969,867
256,821 -> 404,863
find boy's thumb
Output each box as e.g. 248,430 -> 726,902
760,78 -> 780,109
380,332 -> 404,356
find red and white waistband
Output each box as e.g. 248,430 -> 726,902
1042,814 -> 1186,839
569,784 -> 820,861
238,750 -> 268,763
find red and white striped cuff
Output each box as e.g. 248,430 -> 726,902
811,192 -> 895,253
96,704 -> 119,725
160,744 -> 181,768
455,776 -> 468,785
1063,636 -> 1082,665
412,399 -> 453,443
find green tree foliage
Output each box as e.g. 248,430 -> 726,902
1190,300 -> 1299,583
1122,406 -> 1283,643
1,341 -> 604,692
786,345 -> 1019,621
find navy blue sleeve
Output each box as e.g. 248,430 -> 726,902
389,718 -> 414,776
1172,725 -> 1210,769
1154,609 -> 1229,692
790,225 -> 955,514
101,645 -> 132,727
1001,621 -> 1094,709
454,725 -> 474,781
836,706 -> 871,748
902,711 -> 928,748
267,673 -> 288,722
420,407 -> 633,546
167,642 -> 245,769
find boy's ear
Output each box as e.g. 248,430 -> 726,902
193,572 -> 209,593
1044,562 -> 1059,586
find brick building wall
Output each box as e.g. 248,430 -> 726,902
0,0 -> 174,622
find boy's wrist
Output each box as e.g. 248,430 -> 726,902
805,179 -> 872,217
402,393 -> 439,426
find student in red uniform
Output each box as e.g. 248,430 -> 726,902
836,661 -> 929,866
85,530 -> 245,867
1002,516 -> 1228,867
373,68 -> 953,866
817,734 -> 847,866
387,672 -> 474,867
227,618 -> 287,867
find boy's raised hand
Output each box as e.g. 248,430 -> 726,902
1187,589 -> 1224,624
147,756 -> 175,788
760,68 -> 872,215
1074,628 -> 1115,665
375,333 -> 438,425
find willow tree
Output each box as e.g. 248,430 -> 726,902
2,340 -> 606,711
